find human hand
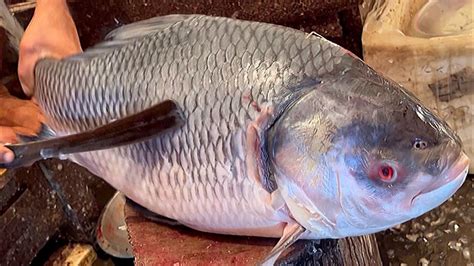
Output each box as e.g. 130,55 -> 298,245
18,0 -> 82,97
0,85 -> 45,163
3,0 -> 81,164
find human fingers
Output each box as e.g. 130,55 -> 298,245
0,126 -> 17,163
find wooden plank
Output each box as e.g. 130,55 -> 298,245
125,204 -> 382,265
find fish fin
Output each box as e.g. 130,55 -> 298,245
67,14 -> 196,61
260,222 -> 306,265
16,123 -> 56,143
125,197 -> 181,226
103,14 -> 194,41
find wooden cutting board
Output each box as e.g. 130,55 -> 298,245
124,204 -> 383,265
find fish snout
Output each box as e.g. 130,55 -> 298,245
426,138 -> 463,174
418,152 -> 469,197
410,152 -> 468,214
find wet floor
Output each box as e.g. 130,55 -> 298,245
377,177 -> 473,265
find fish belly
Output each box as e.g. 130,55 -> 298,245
71,142 -> 286,237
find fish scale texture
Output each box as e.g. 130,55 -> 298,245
34,15 -> 346,236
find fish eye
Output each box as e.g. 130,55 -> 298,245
378,164 -> 396,182
413,139 -> 428,150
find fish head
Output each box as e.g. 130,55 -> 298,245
269,68 -> 470,238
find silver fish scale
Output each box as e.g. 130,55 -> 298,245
34,15 -> 347,234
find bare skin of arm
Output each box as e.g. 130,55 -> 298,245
0,0 -> 82,164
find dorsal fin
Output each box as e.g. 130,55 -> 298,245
67,14 -> 196,61
104,14 -> 194,41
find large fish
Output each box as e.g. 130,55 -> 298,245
16,14 -> 474,260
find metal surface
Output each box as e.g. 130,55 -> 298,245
0,100 -> 183,169
96,192 -> 133,259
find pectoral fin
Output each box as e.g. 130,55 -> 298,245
260,222 -> 306,265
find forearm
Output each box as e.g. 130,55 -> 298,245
36,0 -> 68,9
19,0 -> 81,96
34,0 -> 72,25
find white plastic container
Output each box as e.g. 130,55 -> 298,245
362,0 -> 474,173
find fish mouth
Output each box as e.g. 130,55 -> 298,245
412,153 -> 469,204
447,153 -> 470,180
430,152 -> 469,192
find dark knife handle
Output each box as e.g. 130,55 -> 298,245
0,100 -> 184,169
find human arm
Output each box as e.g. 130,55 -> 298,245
1,0 -> 81,164
18,0 -> 82,96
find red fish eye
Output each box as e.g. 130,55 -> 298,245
379,165 -> 394,181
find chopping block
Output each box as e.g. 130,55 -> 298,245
124,204 -> 383,265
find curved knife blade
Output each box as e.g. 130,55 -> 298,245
0,100 -> 184,169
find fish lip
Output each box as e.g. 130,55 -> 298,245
411,153 -> 469,205
435,152 -> 469,189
